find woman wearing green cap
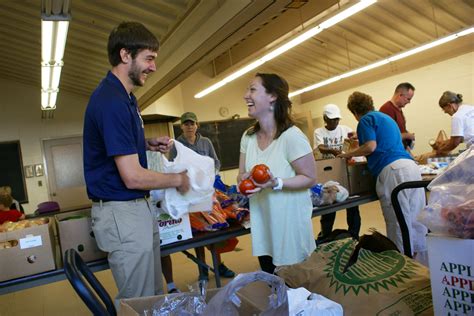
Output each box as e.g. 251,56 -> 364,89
161,112 -> 235,292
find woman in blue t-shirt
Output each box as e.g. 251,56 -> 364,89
338,91 -> 428,264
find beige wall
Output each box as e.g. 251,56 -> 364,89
0,78 -> 89,213
142,84 -> 184,117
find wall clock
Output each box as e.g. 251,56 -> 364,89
219,106 -> 229,117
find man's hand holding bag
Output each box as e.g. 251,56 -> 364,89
160,140 -> 215,219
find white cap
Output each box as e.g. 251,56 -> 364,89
323,104 -> 342,119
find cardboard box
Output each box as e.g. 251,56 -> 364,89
119,284 -> 271,316
315,158 -> 349,188
55,209 -> 107,264
427,234 -> 474,316
0,219 -> 56,282
156,209 -> 192,246
346,162 -> 375,195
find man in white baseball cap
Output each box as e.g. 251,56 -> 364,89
323,103 -> 342,120
313,104 -> 360,243
314,104 -> 351,158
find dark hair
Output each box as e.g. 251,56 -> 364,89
439,91 -> 463,108
247,73 -> 294,139
347,91 -> 375,117
394,82 -> 415,93
107,22 -> 159,66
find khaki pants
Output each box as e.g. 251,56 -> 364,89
91,198 -> 163,308
376,159 -> 428,257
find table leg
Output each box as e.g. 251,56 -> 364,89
209,244 -> 221,288
181,250 -> 215,273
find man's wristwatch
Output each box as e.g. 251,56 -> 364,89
272,177 -> 283,191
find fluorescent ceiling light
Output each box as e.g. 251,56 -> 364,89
289,26 -> 474,98
319,0 -> 376,29
40,0 -> 70,112
339,59 -> 389,78
42,20 -> 69,63
41,21 -> 53,63
54,21 -> 69,62
194,0 -> 376,99
41,90 -> 57,110
41,65 -> 63,90
195,60 -> 265,98
41,20 -> 69,111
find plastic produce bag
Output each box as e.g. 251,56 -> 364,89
202,271 -> 289,315
160,141 -> 215,219
148,281 -> 208,316
215,191 -> 249,222
189,195 -> 230,232
287,287 -> 343,316
418,146 -> 474,239
213,174 -> 227,193
311,181 -> 349,206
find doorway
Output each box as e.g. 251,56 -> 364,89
43,136 -> 90,210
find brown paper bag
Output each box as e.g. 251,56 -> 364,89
415,130 -> 450,164
277,238 -> 433,315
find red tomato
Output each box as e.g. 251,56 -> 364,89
239,179 -> 256,195
251,164 -> 271,184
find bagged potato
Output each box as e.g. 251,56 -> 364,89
276,238 -> 433,315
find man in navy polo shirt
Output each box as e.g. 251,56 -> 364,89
83,22 -> 189,305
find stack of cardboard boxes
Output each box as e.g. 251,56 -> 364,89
0,206 -> 195,283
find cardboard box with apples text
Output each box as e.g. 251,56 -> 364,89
427,234 -> 473,316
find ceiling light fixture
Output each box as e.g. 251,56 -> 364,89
194,0 -> 376,99
288,26 -> 474,98
41,0 -> 71,111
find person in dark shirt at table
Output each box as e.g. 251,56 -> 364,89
379,82 -> 416,151
82,21 -> 190,306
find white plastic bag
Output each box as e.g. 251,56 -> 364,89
324,181 -> 349,203
202,271 -> 289,315
159,140 -> 215,219
311,181 -> 349,206
287,287 -> 343,316
418,146 -> 474,239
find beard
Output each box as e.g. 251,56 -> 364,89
128,59 -> 145,86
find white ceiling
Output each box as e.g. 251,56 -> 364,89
0,0 -> 472,111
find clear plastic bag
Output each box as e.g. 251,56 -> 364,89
202,271 -> 289,315
287,288 -> 343,316
311,181 -> 349,206
149,281 -> 208,316
418,147 -> 474,239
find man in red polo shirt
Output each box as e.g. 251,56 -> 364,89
379,82 -> 416,151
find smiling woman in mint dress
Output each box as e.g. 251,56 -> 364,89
238,73 -> 317,274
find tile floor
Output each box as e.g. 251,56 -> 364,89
0,201 -> 386,316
